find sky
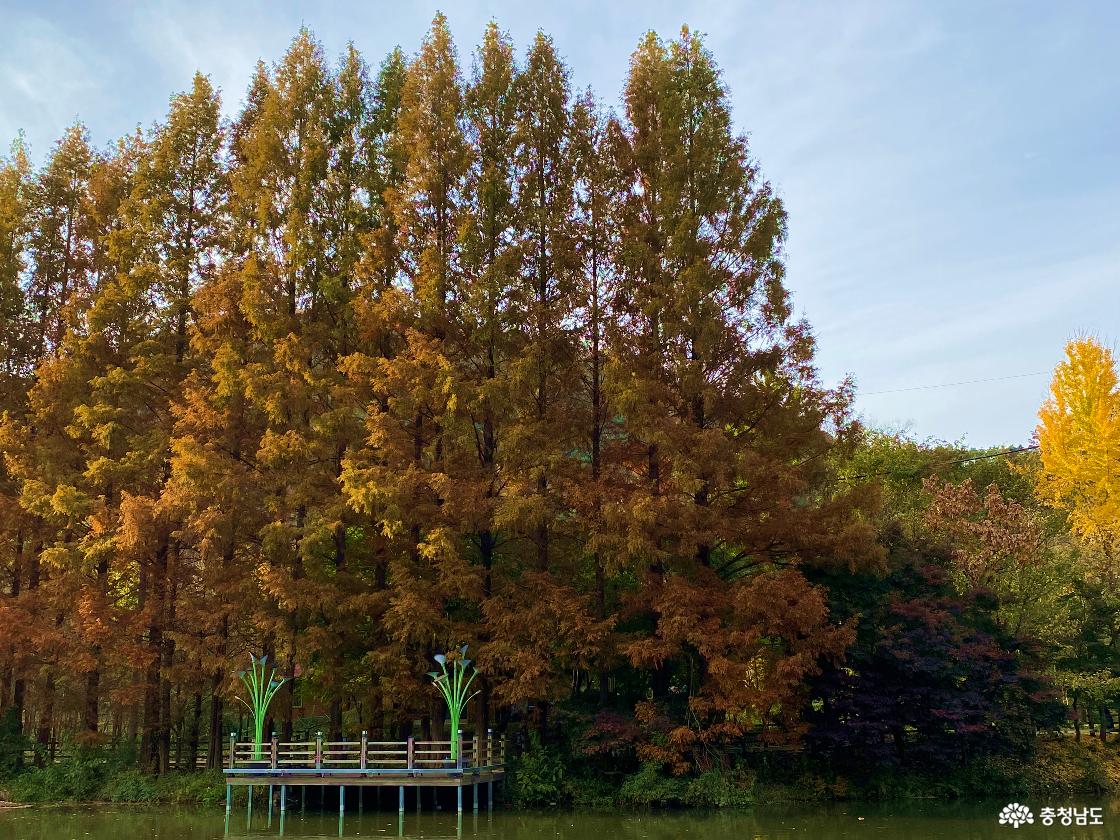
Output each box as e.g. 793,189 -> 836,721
1,1 -> 1117,447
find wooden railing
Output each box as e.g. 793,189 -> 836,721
227,730 -> 505,773
22,743 -> 222,770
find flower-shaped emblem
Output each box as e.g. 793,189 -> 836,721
998,803 -> 1034,829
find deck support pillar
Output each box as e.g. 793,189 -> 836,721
268,784 -> 274,823
247,785 -> 253,823
225,783 -> 231,814
339,784 -> 345,815
457,785 -> 463,813
398,784 -> 404,813
280,784 -> 286,813
488,780 -> 493,810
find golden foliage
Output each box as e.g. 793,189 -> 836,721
1037,337 -> 1120,549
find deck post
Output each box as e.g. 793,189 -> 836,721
360,730 -> 368,770
488,780 -> 493,811
268,784 -> 274,823
398,785 -> 404,813
456,729 -> 463,770
486,729 -> 492,765
473,733 -> 480,768
271,731 -> 278,768
457,784 -> 463,813
406,735 -> 414,772
225,782 -> 231,815
339,784 -> 345,815
315,731 -> 323,770
473,780 -> 478,812
247,785 -> 253,823
228,732 -> 236,769
280,784 -> 286,813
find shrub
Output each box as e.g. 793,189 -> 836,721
508,734 -> 567,807
684,768 -> 755,808
102,769 -> 158,802
7,746 -> 116,802
3,746 -> 226,805
156,770 -> 227,806
567,773 -> 617,808
617,763 -> 688,807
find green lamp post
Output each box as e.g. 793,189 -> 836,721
429,645 -> 479,763
236,654 -> 288,761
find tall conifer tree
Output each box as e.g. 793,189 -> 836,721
611,29 -> 875,757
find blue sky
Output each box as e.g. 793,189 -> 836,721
2,1 -> 1117,446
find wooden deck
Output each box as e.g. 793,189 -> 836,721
223,731 -> 505,814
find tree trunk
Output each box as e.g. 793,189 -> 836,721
84,536 -> 111,735
141,538 -> 168,773
84,669 -> 100,735
329,698 -> 342,741
206,613 -> 229,770
35,676 -> 54,767
158,547 -> 178,772
207,683 -> 224,770
186,690 -> 202,770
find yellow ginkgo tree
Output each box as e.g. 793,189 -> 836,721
1036,337 -> 1120,549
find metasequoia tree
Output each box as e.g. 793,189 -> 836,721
477,31 -> 599,724
567,91 -> 628,704
450,22 -> 521,730
0,139 -> 32,732
607,27 -> 876,760
342,13 -> 474,739
0,125 -> 99,757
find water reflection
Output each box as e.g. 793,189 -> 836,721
3,801 -> 1120,840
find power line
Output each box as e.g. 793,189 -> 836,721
861,371 -> 1048,396
838,444 -> 1039,482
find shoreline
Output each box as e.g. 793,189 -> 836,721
2,739 -> 1117,809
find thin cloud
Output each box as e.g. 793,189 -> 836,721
2,0 -> 1116,446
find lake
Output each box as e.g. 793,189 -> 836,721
2,800 -> 1118,839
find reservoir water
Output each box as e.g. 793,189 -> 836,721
1,801 -> 1118,839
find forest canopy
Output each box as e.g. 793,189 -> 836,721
0,16 -> 1109,791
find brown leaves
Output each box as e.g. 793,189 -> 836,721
481,571 -> 614,706
923,477 -> 1043,589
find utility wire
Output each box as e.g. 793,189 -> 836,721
838,444 -> 1039,483
861,371 -> 1048,396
